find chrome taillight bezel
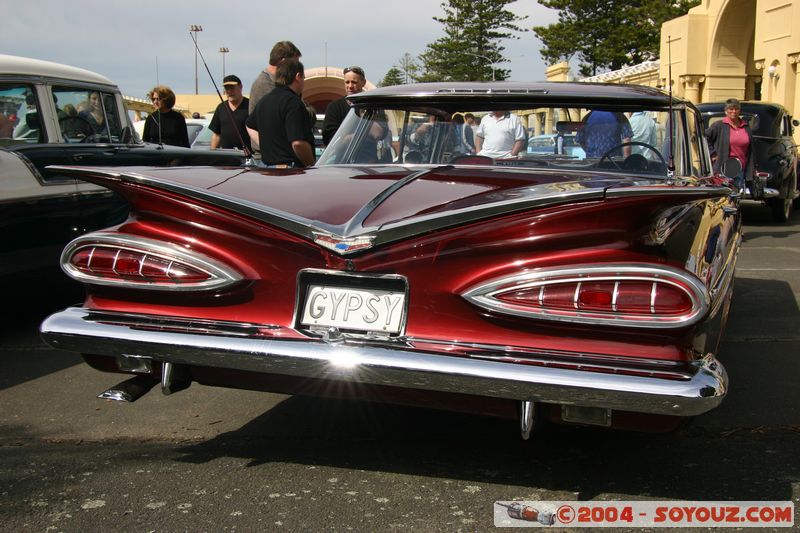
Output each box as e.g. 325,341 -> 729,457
61,233 -> 243,291
462,264 -> 710,329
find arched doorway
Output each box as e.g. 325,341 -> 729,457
705,0 -> 757,101
303,67 -> 376,115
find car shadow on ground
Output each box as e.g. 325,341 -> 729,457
0,270 -> 84,390
739,199 -> 800,235
172,395 -> 800,502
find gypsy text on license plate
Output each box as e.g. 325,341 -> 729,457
301,285 -> 405,334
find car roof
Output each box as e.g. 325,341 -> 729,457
0,54 -> 115,86
697,101 -> 787,114
348,81 -> 683,109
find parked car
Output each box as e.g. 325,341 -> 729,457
698,101 -> 799,222
527,133 -> 586,159
189,119 -> 212,149
313,113 -> 325,159
0,54 -> 244,278
41,82 -> 740,439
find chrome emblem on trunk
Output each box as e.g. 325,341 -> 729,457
313,232 -> 375,254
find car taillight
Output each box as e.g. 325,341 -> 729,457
61,233 -> 242,291
463,264 -> 708,328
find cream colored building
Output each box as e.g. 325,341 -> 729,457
660,0 -> 798,110
544,0 -> 799,144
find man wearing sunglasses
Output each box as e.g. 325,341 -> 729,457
322,66 -> 366,146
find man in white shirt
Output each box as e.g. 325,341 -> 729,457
475,111 -> 526,159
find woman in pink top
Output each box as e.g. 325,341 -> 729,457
705,98 -> 758,196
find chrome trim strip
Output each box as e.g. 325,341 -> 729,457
462,263 -> 710,328
605,186 -> 731,199
61,233 -> 243,291
573,282 -> 581,309
41,307 -> 727,417
650,282 -> 657,314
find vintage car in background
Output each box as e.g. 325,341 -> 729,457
0,54 -> 244,279
41,82 -> 740,439
527,133 -> 586,159
698,101 -> 799,222
188,119 -> 213,149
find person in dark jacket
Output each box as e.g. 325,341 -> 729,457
322,66 -> 366,146
142,85 -> 190,148
706,98 -> 758,196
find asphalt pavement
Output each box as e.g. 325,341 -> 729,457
1,201 -> 799,532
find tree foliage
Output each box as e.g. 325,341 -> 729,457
533,0 -> 699,77
397,53 -> 422,84
418,0 -> 526,82
379,67 -> 406,87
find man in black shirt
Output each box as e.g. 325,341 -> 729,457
322,66 -> 366,146
245,59 -> 314,167
209,75 -> 251,152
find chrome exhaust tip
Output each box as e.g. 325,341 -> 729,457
161,361 -> 191,395
520,400 -> 535,440
98,375 -> 158,402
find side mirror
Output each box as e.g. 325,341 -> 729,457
721,158 -> 741,180
120,126 -> 133,144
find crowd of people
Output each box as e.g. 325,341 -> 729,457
139,42 -> 756,183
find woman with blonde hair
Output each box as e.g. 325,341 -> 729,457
142,85 -> 189,147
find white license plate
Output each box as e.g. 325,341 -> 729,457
301,285 -> 405,334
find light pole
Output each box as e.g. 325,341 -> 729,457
464,52 -> 496,81
219,47 -> 229,77
189,25 -> 203,94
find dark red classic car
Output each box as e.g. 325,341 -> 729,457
41,82 -> 741,438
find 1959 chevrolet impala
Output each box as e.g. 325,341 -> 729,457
40,82 -> 741,438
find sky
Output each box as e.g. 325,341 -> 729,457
2,0 -> 560,98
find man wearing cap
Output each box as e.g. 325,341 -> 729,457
322,66 -> 366,146
209,74 -> 251,152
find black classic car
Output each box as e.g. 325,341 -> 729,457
0,54 -> 244,279
698,101 -> 799,222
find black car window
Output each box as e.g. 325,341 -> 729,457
0,84 -> 44,146
52,86 -> 123,143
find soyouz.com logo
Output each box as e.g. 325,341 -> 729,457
493,501 -> 794,528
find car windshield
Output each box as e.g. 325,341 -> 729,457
318,104 -> 692,177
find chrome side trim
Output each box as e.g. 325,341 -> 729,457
605,185 -> 731,199
60,232 -> 243,291
41,307 -> 727,417
462,263 -> 710,329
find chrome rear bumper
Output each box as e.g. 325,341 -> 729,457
41,307 -> 727,417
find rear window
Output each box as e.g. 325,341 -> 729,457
0,83 -> 44,145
